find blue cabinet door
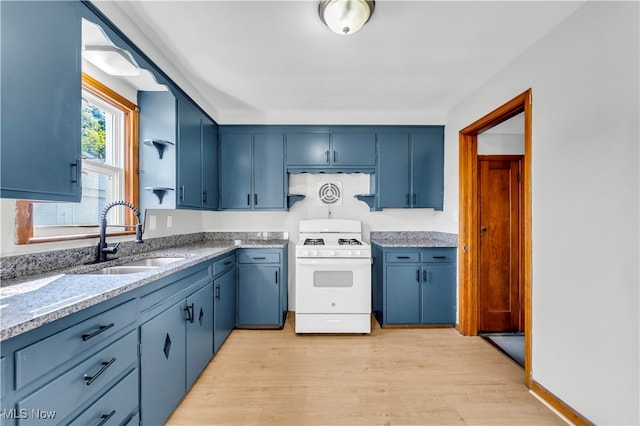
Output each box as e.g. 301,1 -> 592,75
385,265 -> 421,324
220,133 -> 252,209
186,283 -> 213,389
177,99 -> 203,208
412,132 -> 444,210
331,133 -> 376,166
421,264 -> 456,324
378,134 -> 411,208
201,118 -> 219,210
140,300 -> 186,426
1,1 -> 82,202
286,133 -> 330,166
237,266 -> 280,326
254,133 -> 284,209
214,267 -> 236,354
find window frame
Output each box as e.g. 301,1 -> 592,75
16,73 -> 139,245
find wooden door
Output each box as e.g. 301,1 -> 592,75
478,156 -> 522,332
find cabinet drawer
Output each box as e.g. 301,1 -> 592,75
68,368 -> 138,426
17,331 -> 137,424
15,299 -> 136,390
213,253 -> 235,276
140,264 -> 211,312
385,252 -> 420,263
421,248 -> 456,263
238,251 -> 280,264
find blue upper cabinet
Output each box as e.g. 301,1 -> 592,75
285,133 -> 331,166
177,98 -> 203,208
377,127 -> 444,210
254,133 -> 285,209
201,118 -> 219,210
220,133 -> 252,209
412,132 -> 444,210
220,129 -> 285,210
286,130 -> 376,172
176,97 -> 220,210
331,133 -> 376,167
140,93 -> 218,211
1,1 -> 82,202
378,134 -> 411,208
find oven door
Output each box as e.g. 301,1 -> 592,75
295,257 -> 371,314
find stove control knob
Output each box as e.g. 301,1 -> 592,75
330,250 -> 336,256
300,250 -> 308,257
354,250 -> 360,256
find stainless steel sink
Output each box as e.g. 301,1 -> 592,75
90,266 -> 157,275
119,257 -> 186,267
81,257 -> 186,275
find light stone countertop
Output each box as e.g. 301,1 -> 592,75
370,231 -> 458,248
0,239 -> 287,341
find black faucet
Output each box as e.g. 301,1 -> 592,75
98,201 -> 144,262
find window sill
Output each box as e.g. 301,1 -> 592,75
22,230 -> 135,245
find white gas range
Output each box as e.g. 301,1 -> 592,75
295,219 -> 372,334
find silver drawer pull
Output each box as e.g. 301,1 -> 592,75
84,358 -> 116,386
97,410 -> 116,426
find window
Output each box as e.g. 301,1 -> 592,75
16,74 -> 139,244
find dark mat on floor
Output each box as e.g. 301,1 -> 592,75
482,333 -> 524,367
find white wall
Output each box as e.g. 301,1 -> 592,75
445,2 -> 639,424
202,173 -> 456,310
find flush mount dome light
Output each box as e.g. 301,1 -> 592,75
82,45 -> 140,76
319,0 -> 375,35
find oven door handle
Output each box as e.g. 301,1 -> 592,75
296,258 -> 371,265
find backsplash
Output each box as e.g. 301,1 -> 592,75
0,231 -> 287,282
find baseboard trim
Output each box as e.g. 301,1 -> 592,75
530,380 -> 593,426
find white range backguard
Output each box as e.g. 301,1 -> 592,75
295,219 -> 372,334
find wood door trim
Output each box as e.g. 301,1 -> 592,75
458,89 -> 533,387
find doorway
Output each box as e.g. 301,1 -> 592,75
478,155 -> 523,332
458,89 -> 532,385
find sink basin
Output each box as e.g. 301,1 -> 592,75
120,257 -> 186,267
90,266 -> 157,275
80,257 -> 186,275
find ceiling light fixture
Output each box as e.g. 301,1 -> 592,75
319,0 -> 375,36
82,45 -> 140,76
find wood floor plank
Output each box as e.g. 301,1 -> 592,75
166,316 -> 565,425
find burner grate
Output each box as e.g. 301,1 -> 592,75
338,238 -> 363,246
304,238 -> 325,246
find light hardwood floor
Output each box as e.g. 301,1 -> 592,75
167,316 -> 565,425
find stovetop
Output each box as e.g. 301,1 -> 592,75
296,219 -> 371,258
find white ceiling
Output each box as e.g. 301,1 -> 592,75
106,1 -> 584,124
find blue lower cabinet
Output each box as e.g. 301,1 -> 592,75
140,278 -> 215,425
68,369 -> 138,426
140,299 -> 187,426
421,264 -> 456,324
385,265 -> 421,324
214,268 -> 236,353
373,245 -> 457,327
186,283 -> 214,389
17,331 -> 137,425
236,248 -> 287,328
237,265 -> 280,326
